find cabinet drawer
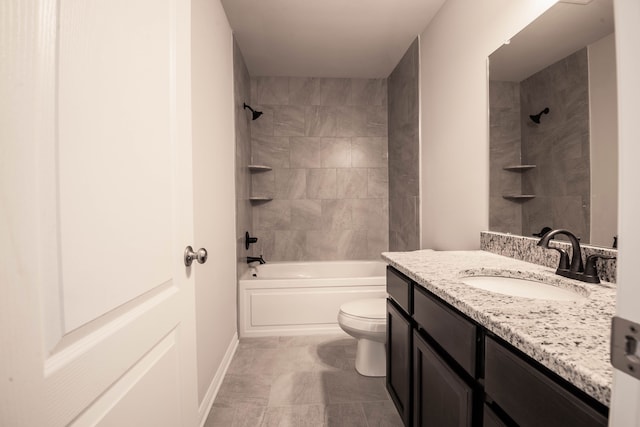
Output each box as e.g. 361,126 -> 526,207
387,267 -> 412,314
485,336 -> 607,427
413,286 -> 476,376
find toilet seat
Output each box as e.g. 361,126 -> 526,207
339,298 -> 386,319
338,298 -> 386,334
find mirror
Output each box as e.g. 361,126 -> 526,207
488,0 -> 617,248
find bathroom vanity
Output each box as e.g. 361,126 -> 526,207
383,250 -> 614,427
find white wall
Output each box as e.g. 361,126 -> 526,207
609,0 -> 640,424
419,0 -> 557,250
588,33 -> 618,248
191,0 -> 238,413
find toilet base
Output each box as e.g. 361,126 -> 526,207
355,338 -> 386,377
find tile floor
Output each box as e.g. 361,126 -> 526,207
203,334 -> 403,427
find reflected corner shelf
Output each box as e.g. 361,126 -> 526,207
248,165 -> 272,172
249,196 -> 273,203
502,195 -> 536,201
503,165 -> 536,172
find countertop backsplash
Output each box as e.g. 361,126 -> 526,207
481,231 -> 617,284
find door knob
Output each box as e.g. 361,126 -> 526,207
184,246 -> 208,267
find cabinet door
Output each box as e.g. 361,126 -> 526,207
413,331 -> 473,427
387,299 -> 412,426
485,337 -> 607,427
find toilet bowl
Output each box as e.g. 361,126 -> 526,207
337,298 -> 387,377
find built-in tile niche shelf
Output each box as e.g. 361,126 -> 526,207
503,164 -> 536,172
502,195 -> 536,201
248,165 -> 272,172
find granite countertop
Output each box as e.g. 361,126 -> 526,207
381,249 -> 616,407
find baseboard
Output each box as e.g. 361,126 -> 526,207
197,332 -> 239,427
240,324 -> 344,338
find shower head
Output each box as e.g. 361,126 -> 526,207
529,107 -> 550,124
243,103 -> 263,121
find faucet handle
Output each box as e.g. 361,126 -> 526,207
551,248 -> 570,271
584,254 -> 617,283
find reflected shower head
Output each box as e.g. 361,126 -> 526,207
243,103 -> 263,120
530,107 -> 550,124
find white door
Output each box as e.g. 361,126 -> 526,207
609,0 -> 640,425
1,0 -> 199,426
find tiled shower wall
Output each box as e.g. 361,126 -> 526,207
249,77 -> 389,261
388,38 -> 420,251
489,48 -> 590,241
233,39 -> 253,277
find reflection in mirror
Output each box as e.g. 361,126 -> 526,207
488,0 -> 617,248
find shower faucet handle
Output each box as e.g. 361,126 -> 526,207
245,231 -> 258,250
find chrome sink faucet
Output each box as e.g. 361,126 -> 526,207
537,229 -> 615,284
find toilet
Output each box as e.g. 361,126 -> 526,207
337,298 -> 387,377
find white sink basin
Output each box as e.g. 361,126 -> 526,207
459,276 -> 585,301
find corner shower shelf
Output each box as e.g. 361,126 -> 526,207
249,196 -> 273,202
502,195 -> 536,201
503,164 -> 536,171
248,165 -> 272,172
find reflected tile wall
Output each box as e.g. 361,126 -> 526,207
490,49 -> 590,242
520,48 -> 590,241
388,38 -> 420,251
250,76 -> 389,261
489,80 -> 522,235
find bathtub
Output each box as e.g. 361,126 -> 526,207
238,260 -> 387,337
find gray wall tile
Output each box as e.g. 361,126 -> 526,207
289,77 -> 321,105
306,106 -> 338,137
290,137 -> 322,168
320,78 -> 351,106
251,170 -> 275,198
251,136 -> 290,168
350,79 -> 387,106
307,169 -> 337,199
275,169 -> 306,199
387,38 -> 420,251
249,77 -> 390,261
321,199 -> 353,230
352,137 -> 387,167
320,137 -> 351,168
255,76 -> 289,105
291,199 -> 322,230
255,200 -> 291,230
274,106 -> 305,137
367,167 -> 388,198
337,168 -> 368,199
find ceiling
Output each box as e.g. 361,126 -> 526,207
489,0 -> 614,82
220,0 -> 446,78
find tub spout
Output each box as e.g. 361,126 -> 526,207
247,255 -> 266,265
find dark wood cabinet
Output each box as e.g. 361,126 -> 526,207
385,266 -> 608,427
482,405 -> 508,427
413,330 -> 473,427
484,336 -> 607,427
387,299 -> 412,426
